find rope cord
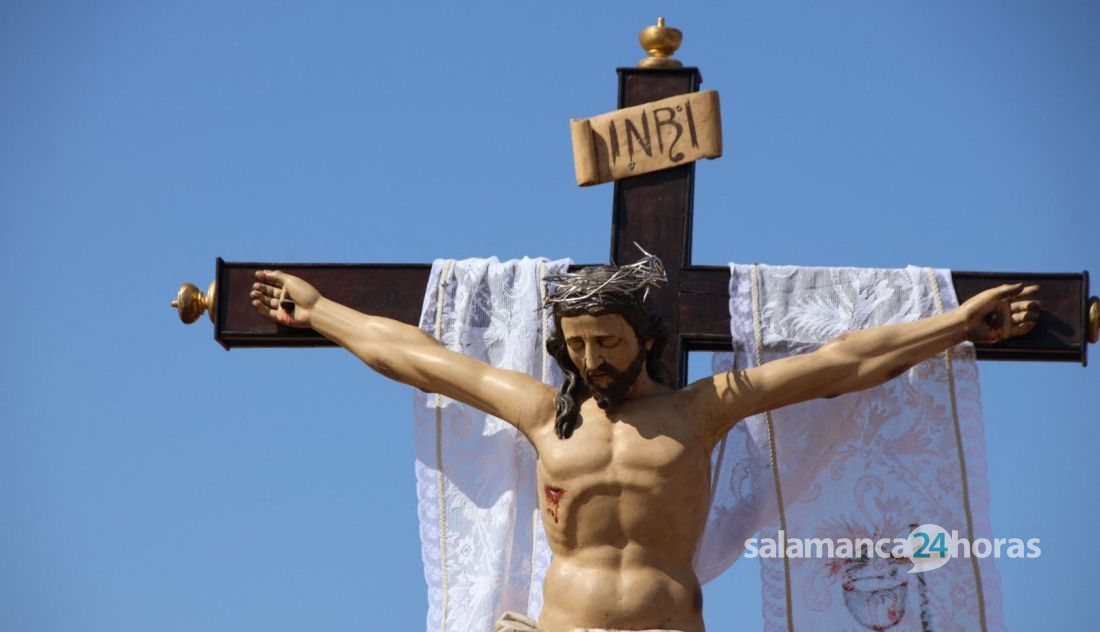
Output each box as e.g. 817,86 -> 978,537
432,259 -> 455,630
925,267 -> 987,632
751,264 -> 795,632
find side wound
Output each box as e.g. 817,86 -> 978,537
544,486 -> 566,524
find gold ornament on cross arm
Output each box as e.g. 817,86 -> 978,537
1088,296 -> 1099,344
637,17 -> 683,68
172,281 -> 217,324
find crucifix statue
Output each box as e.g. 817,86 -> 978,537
172,18 -> 1097,632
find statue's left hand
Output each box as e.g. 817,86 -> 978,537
960,283 -> 1040,344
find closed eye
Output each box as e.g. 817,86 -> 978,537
597,337 -> 619,348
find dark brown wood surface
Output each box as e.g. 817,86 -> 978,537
610,68 -> 702,385
214,259 -> 1091,367
208,68 -> 1094,374
215,259 -> 431,349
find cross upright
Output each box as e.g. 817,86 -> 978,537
173,19 -> 1099,378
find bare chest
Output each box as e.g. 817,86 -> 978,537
534,397 -> 711,543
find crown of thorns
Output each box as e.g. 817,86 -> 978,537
543,244 -> 667,310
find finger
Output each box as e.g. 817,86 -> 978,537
254,270 -> 278,286
998,283 -> 1040,300
251,283 -> 282,299
250,299 -> 279,321
255,269 -> 288,287
248,289 -> 278,307
1011,311 -> 1038,326
1009,299 -> 1040,313
993,282 -> 1025,298
1015,284 -> 1041,299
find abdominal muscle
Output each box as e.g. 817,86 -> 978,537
539,545 -> 705,632
536,481 -> 709,632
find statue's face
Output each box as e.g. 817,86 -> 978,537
559,313 -> 652,408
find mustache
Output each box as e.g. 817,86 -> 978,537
586,362 -> 623,381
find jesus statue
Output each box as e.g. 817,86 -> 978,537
249,255 -> 1038,632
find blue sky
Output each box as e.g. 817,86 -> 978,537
2,2 -> 1098,630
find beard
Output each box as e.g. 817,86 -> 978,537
585,348 -> 647,409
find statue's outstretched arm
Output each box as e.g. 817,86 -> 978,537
686,283 -> 1040,443
250,270 -> 556,438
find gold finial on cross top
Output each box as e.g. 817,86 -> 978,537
637,17 -> 683,68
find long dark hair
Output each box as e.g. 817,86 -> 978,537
545,298 -> 669,439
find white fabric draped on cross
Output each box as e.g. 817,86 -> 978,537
414,258 -> 1004,632
698,264 -> 1004,632
414,257 -> 568,632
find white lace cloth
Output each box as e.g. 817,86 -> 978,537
699,264 -> 1004,632
415,257 -> 569,632
415,259 -> 1004,632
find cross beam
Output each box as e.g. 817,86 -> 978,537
183,67 -> 1098,383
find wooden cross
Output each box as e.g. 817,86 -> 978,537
173,27 -> 1098,383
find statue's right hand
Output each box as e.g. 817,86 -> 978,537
250,270 -> 320,328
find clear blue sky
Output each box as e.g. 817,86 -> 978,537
2,2 -> 1097,630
